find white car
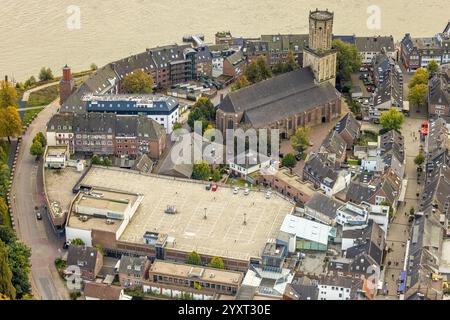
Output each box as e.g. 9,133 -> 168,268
233,187 -> 239,194
244,188 -> 250,196
265,191 -> 272,199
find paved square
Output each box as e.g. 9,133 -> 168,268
80,167 -> 295,261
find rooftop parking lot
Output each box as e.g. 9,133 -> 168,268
79,166 -> 295,261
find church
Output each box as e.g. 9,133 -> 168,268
216,9 -> 342,138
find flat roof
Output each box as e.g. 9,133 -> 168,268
150,260 -> 243,285
46,145 -> 68,157
77,167 -> 295,261
272,168 -> 316,196
280,215 -> 332,246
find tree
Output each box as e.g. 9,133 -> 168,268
282,153 -> 297,168
30,140 -> 43,158
231,75 -> 251,91
380,108 -> 404,132
192,161 -> 210,181
208,256 -> 225,269
290,127 -> 310,153
24,76 -> 37,89
173,122 -> 183,130
6,241 -> 31,298
32,132 -> 46,148
0,106 -> 23,143
123,69 -> 154,94
408,83 -> 428,108
212,168 -> 221,182
427,60 -> 439,75
91,155 -> 102,165
0,163 -> 10,198
187,97 -> 215,131
0,81 -> 18,109
273,51 -> 298,75
186,251 -> 202,265
244,56 -> 272,84
0,240 -> 15,300
414,152 -> 425,166
70,238 -> 85,246
90,63 -> 98,71
0,197 -> 8,226
102,157 -> 112,167
38,67 -> 54,82
332,39 -> 361,82
408,68 -> 429,89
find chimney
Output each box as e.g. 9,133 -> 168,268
63,65 -> 72,82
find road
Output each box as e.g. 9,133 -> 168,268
10,97 -> 69,300
378,115 -> 425,299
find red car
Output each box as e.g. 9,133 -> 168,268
211,184 -> 218,192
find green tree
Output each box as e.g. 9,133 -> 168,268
256,56 -> 272,80
0,198 -> 8,226
408,83 -> 428,108
192,161 -> 210,181
380,108 -> 404,132
414,152 -> 425,166
173,122 -> 183,130
290,127 -> 310,153
91,155 -> 102,165
32,132 -> 46,148
186,251 -> 202,265
212,168 -> 221,182
102,157 -> 112,167
38,67 -> 54,82
408,68 -> 429,89
273,51 -> 298,75
123,69 -> 154,94
244,56 -> 272,84
0,163 -> 10,198
6,241 -> 31,298
70,238 -> 85,246
231,75 -> 251,91
0,240 -> 15,299
30,140 -> 43,158
427,60 -> 439,75
208,256 -> 225,269
282,153 -> 297,168
90,63 -> 98,71
0,81 -> 18,109
187,97 -> 215,131
24,76 -> 37,89
0,225 -> 16,245
0,106 -> 23,143
332,39 -> 361,82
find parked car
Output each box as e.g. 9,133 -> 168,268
211,184 -> 218,192
233,187 -> 239,194
63,241 -> 70,250
36,212 -> 42,220
265,191 -> 272,199
205,184 -> 212,191
244,188 -> 250,196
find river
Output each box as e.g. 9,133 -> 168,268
1,0 -> 448,81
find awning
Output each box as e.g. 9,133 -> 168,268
398,179 -> 408,202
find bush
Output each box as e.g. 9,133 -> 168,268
38,67 -> 54,82
70,291 -> 81,300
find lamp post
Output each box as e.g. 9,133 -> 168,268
243,213 -> 247,225
204,208 -> 207,220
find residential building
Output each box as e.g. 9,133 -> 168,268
428,68 -> 450,120
118,256 -> 151,289
303,193 -> 344,226
355,36 -> 396,64
336,202 -> 369,226
318,129 -> 347,166
259,34 -> 308,66
65,245 -> 103,281
401,33 -> 448,71
222,51 -> 246,79
335,112 -> 361,148
143,260 -> 244,299
228,150 -> 272,179
83,93 -> 180,134
283,277 -> 319,300
216,67 -> 341,138
317,275 -> 364,300
46,113 -> 75,153
84,282 -> 130,300
400,34 -> 421,71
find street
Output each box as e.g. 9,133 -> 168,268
10,97 -> 69,300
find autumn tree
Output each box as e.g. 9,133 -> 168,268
0,106 -> 23,143
123,69 -> 154,94
414,152 -> 425,166
291,127 -> 310,153
408,68 -> 429,89
231,75 -> 251,91
380,108 -> 404,132
408,83 -> 428,108
32,132 -> 46,148
192,161 -> 211,181
427,60 -> 439,75
30,140 -> 43,158
0,81 -> 18,109
244,56 -> 272,84
208,256 -> 225,269
187,251 -> 202,265
273,51 -> 299,75
0,240 -> 16,299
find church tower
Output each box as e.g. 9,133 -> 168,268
303,9 -> 337,86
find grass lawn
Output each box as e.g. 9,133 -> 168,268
26,85 -> 59,108
225,178 -> 249,187
347,159 -> 359,166
23,107 -> 45,126
355,130 -> 378,146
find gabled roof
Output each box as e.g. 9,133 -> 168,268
305,193 -> 344,219
303,153 -> 338,186
319,130 -> 347,159
355,36 -> 395,53
66,245 -> 99,272
335,112 -> 361,140
84,283 -> 122,300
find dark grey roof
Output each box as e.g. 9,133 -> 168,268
303,153 -> 338,186
137,116 -> 166,140
119,256 -> 147,277
345,221 -> 385,266
219,68 -> 340,128
66,245 -> 99,272
115,116 -> 138,136
285,283 -> 319,300
346,182 -> 377,204
132,154 -> 153,174
320,130 -> 347,159
355,36 -> 395,53
305,193 -> 344,219
73,113 -> 116,134
429,75 -> 450,107
380,130 -> 405,163
225,51 -> 245,66
335,112 -> 361,141
47,113 -> 74,132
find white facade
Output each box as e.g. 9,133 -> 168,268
146,107 -> 180,134
320,170 -> 351,196
65,227 -> 92,247
318,284 -> 352,300
336,203 -> 368,226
